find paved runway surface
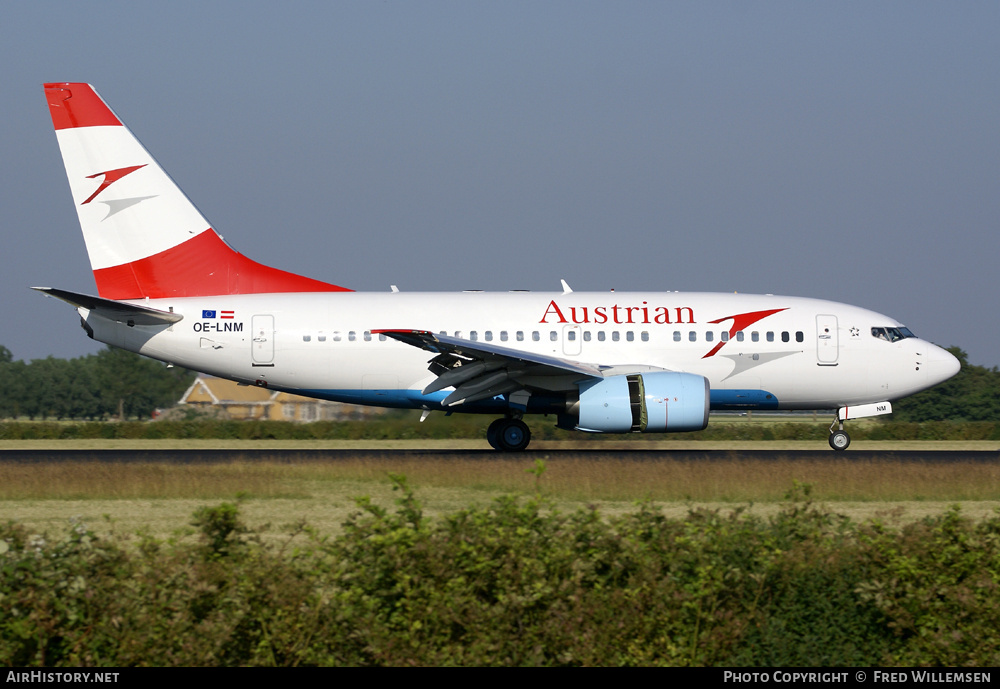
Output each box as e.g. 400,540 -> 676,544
2,448 -> 997,463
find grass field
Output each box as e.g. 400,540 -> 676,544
2,440 -> 998,542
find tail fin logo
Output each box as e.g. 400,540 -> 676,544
81,164 -> 148,205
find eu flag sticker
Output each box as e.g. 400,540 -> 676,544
202,310 -> 216,318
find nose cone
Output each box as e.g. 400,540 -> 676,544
924,344 -> 961,387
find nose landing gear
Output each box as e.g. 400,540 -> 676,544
829,417 -> 851,451
487,417 -> 531,452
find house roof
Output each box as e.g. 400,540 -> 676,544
180,375 -> 278,405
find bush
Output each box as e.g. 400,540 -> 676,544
2,488 -> 999,666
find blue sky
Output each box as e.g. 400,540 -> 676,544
2,1 -> 997,366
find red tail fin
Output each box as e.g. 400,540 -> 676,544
45,82 -> 351,299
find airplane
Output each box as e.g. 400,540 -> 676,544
36,82 -> 960,451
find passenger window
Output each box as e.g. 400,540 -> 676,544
485,331 -> 493,342
516,331 -> 524,341
317,334 -> 327,342
626,331 -> 634,342
378,333 -> 387,342
598,332 -> 606,342
796,331 -> 804,342
766,332 -> 774,342
751,332 -> 759,342
721,332 -> 729,342
736,332 -> 744,342
532,331 -> 540,342
470,331 -> 478,341
500,331 -> 508,342
364,331 -> 372,342
568,331 -> 576,341
641,331 -> 649,342
303,335 -> 311,342
333,332 -> 342,342
349,331 -> 356,341
550,331 -> 558,342
673,331 -> 681,342
612,332 -> 620,342
706,331 -> 714,342
781,331 -> 789,342
689,331 -> 697,342
583,331 -> 592,342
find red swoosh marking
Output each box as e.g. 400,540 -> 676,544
701,307 -> 789,358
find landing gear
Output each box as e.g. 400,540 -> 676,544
487,417 -> 531,452
828,417 -> 850,451
829,430 -> 850,451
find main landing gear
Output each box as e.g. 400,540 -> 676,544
487,416 -> 531,452
829,416 -> 850,451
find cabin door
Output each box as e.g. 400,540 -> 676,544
252,315 -> 275,366
816,314 -> 839,365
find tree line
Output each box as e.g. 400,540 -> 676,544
890,347 -> 1000,422
0,345 -> 195,420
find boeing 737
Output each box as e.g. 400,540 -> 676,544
36,83 -> 960,451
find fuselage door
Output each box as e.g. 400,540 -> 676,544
816,314 -> 839,365
563,325 -> 582,356
252,314 -> 275,366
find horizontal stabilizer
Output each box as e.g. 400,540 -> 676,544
32,287 -> 183,325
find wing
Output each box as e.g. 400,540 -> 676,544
374,329 -> 642,409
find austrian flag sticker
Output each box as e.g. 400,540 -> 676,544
201,310 -> 235,319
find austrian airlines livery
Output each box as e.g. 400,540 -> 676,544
37,83 -> 959,451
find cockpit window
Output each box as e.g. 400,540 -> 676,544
871,326 -> 916,342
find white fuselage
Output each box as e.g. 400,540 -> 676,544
80,290 -> 959,414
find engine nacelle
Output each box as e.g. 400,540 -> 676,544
576,372 -> 710,433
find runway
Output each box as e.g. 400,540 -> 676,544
1,447 -> 997,464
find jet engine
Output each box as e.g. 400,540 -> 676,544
573,372 -> 710,433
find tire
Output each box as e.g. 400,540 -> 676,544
829,430 -> 851,451
497,419 -> 531,452
486,418 -> 505,450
